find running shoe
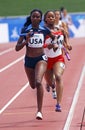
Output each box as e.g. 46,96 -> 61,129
46,84 -> 50,92
36,112 -> 43,120
55,104 -> 61,112
52,90 -> 57,99
51,83 -> 55,89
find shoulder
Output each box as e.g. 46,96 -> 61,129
62,21 -> 65,25
39,25 -> 51,35
39,25 -> 50,31
61,21 -> 67,27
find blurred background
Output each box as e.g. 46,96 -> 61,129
0,0 -> 85,43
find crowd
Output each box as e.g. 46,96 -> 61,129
15,7 -> 72,120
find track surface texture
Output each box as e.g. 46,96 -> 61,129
0,38 -> 85,130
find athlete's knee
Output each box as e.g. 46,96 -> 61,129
35,80 -> 42,88
30,82 -> 36,89
55,74 -> 61,83
31,86 -> 36,89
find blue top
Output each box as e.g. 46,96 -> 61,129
20,24 -> 51,38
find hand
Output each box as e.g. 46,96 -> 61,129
47,44 -> 54,49
53,44 -> 58,52
67,45 -> 72,51
47,43 -> 58,52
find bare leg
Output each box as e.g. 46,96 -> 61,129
24,66 -> 36,89
53,62 -> 65,111
35,61 -> 47,119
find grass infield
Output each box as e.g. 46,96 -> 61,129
0,0 -> 85,17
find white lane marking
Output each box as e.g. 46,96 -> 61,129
0,82 -> 29,114
63,65 -> 85,130
0,55 -> 24,72
0,48 -> 14,56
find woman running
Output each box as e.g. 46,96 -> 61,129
15,9 -> 57,120
44,10 -> 72,112
45,10 -> 72,99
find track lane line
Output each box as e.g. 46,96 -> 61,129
0,48 -> 14,56
0,82 -> 29,114
63,65 -> 85,130
0,55 -> 24,72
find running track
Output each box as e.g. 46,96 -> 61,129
0,38 -> 85,130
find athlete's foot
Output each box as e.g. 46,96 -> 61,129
46,84 -> 50,92
36,112 -> 43,120
52,89 -> 57,99
55,104 -> 62,112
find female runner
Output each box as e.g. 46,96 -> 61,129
44,10 -> 72,111
15,9 -> 57,119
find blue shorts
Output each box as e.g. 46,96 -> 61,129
24,54 -> 48,69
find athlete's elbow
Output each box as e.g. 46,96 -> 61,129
15,46 -> 20,51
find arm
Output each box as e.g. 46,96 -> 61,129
49,32 -> 59,51
15,36 -> 27,51
15,31 -> 31,51
62,45 -> 71,61
60,23 -> 72,51
61,21 -> 69,37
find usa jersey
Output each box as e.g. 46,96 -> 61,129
20,25 -> 51,48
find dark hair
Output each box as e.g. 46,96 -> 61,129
24,9 -> 42,27
24,16 -> 31,27
21,16 -> 31,33
60,7 -> 65,12
21,9 -> 42,33
59,7 -> 65,20
30,9 -> 42,18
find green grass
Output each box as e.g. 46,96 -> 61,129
0,0 -> 85,16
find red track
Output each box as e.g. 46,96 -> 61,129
0,38 -> 85,130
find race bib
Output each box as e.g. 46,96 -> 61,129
28,33 -> 44,48
42,54 -> 48,61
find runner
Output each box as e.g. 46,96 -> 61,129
45,9 -> 72,99
15,9 -> 58,120
44,10 -> 72,112
60,7 -> 73,37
